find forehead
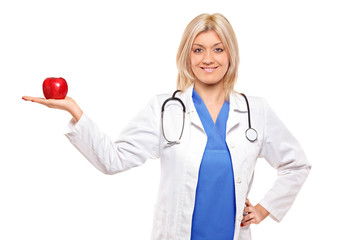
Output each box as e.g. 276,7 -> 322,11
193,30 -> 223,45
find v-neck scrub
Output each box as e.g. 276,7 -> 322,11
191,89 -> 236,240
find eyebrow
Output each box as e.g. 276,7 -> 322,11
193,42 -> 224,48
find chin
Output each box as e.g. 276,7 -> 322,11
196,77 -> 224,86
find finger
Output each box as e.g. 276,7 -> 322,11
242,213 -> 254,222
31,97 -> 48,105
22,96 -> 46,103
242,213 -> 256,225
22,96 -> 57,109
35,98 -> 49,105
241,220 -> 251,227
245,199 -> 254,208
243,206 -> 252,213
241,219 -> 252,227
22,96 -> 36,101
241,218 -> 256,227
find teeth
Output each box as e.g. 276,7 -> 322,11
203,67 -> 217,72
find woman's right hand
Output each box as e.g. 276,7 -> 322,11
22,96 -> 83,122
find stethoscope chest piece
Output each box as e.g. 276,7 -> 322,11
245,128 -> 258,142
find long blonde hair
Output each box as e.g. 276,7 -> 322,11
176,13 -> 239,99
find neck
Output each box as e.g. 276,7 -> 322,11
193,80 -> 226,105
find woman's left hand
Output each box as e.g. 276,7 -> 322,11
241,199 -> 270,227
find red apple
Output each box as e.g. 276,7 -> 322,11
42,77 -> 68,99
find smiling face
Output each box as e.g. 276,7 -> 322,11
190,30 -> 230,87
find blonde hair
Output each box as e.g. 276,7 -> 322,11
176,13 -> 239,99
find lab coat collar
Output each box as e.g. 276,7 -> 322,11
178,84 -> 248,133
229,91 -> 248,113
178,84 -> 204,131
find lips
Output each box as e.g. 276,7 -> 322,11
200,66 -> 218,73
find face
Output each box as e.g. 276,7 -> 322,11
190,30 -> 229,86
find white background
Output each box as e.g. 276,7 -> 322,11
1,0 -> 359,239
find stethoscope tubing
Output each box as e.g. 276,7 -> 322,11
161,90 -> 258,144
239,93 -> 258,142
161,90 -> 186,144
161,90 -> 186,113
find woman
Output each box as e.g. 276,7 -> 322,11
23,13 -> 311,240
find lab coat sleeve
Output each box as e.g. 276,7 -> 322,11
258,99 -> 311,222
64,96 -> 161,175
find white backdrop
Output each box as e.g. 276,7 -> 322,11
1,0 -> 359,239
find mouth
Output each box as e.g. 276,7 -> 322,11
200,66 -> 218,73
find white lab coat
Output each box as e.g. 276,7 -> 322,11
64,84 -> 311,240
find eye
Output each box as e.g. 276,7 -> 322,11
193,48 -> 203,53
214,48 -> 224,53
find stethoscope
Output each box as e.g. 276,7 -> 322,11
161,90 -> 258,144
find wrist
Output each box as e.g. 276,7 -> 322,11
71,106 -> 83,122
67,99 -> 83,122
255,203 -> 270,221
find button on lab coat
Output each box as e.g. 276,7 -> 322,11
65,84 -> 311,240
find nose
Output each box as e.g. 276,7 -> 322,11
202,50 -> 215,65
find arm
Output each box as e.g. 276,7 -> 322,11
22,95 -> 161,174
64,96 -> 161,174
257,99 -> 311,222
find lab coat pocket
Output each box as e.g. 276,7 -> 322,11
151,206 -> 168,240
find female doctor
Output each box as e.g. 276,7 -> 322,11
23,13 -> 311,240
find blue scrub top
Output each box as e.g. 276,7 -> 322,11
191,89 -> 236,240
